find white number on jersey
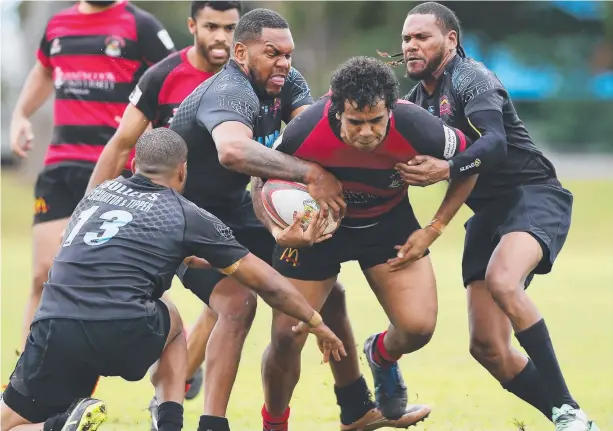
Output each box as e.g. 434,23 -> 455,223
63,205 -> 133,247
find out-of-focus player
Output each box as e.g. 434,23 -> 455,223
9,0 -> 176,351
254,56 -> 478,431
0,128 -> 345,431
393,3 -> 600,430
87,0 -> 242,413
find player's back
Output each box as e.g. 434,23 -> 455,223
36,174 -> 188,322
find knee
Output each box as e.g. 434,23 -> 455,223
216,290 -> 257,334
485,268 -> 519,308
162,298 -> 184,339
469,336 -> 507,369
321,282 -> 348,320
394,320 -> 436,351
270,319 -> 307,357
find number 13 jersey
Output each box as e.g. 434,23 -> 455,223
35,174 -> 248,323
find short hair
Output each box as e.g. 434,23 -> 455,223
407,2 -> 466,57
134,128 -> 188,174
330,56 -> 399,114
190,1 -> 242,19
233,8 -> 288,45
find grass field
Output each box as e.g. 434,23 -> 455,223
2,171 -> 612,431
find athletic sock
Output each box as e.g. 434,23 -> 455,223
261,404 -> 290,431
157,401 -> 184,431
43,412 -> 69,431
335,375 -> 377,425
372,331 -> 402,368
198,415 -> 229,431
515,319 -> 578,410
502,359 -> 553,421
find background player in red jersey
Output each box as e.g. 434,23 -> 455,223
9,0 -> 175,352
252,56 -> 478,431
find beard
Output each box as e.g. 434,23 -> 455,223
196,43 -> 229,67
406,46 -> 446,81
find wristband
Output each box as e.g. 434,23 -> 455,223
428,218 -> 446,234
307,310 -> 323,328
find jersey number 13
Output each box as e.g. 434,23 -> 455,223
63,205 -> 133,247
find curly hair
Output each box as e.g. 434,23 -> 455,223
330,56 -> 399,113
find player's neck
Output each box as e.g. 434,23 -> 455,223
78,1 -> 119,14
421,50 -> 457,95
188,46 -> 221,74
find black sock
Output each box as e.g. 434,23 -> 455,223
157,401 -> 184,431
43,412 -> 69,431
198,415 -> 230,431
502,359 -> 553,421
334,375 -> 377,425
515,319 -> 578,410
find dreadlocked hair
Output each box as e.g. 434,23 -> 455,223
330,56 -> 399,113
407,2 -> 466,57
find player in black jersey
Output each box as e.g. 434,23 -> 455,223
0,128 -> 345,431
388,3 -> 600,431
168,9 -> 398,431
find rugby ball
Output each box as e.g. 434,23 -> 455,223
261,180 -> 340,235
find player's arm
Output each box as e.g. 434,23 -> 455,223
133,7 -> 176,65
10,27 -> 55,158
182,203 -> 346,362
86,69 -> 163,193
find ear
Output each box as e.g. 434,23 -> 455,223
130,158 -> 136,174
335,112 -> 341,120
447,30 -> 458,50
187,17 -> 196,36
179,161 -> 187,183
233,41 -> 247,62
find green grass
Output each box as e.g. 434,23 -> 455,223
2,172 -> 613,431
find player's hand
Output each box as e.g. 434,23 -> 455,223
10,116 -> 34,158
183,256 -> 212,269
273,210 -> 333,248
395,155 -> 450,187
306,167 -> 346,221
292,321 -> 347,363
387,226 -> 441,271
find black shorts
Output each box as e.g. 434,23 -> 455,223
33,163 -> 131,225
3,301 -> 170,423
462,182 -> 573,288
177,192 -> 275,304
272,199 -> 428,281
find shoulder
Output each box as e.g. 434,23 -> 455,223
141,51 -> 183,83
44,5 -> 78,34
391,99 -> 428,120
403,84 -> 420,102
124,2 -> 157,22
282,67 -> 311,102
450,57 -> 505,102
274,96 -> 327,153
204,64 -> 260,115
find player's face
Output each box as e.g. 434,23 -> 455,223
338,99 -> 390,152
245,28 -> 294,96
84,0 -> 116,6
189,7 -> 239,67
402,14 -> 453,80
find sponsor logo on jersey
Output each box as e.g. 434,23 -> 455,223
442,125 -> 457,159
439,95 -> 452,116
34,197 -> 49,215
459,158 -> 481,172
256,129 -> 280,148
279,248 -> 299,267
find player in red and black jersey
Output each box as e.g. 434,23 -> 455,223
393,3 -> 599,430
252,56 -> 477,430
10,0 -> 175,351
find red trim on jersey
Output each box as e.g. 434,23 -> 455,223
54,100 -> 127,128
51,55 -> 142,83
44,144 -> 135,168
457,129 -> 467,152
37,49 -> 51,69
344,193 -> 406,219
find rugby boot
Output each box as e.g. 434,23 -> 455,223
340,405 -> 431,430
552,404 -> 590,431
185,366 -> 203,400
61,398 -> 107,431
363,334 -> 408,420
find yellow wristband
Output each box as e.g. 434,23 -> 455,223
307,310 -> 323,328
428,218 -> 446,234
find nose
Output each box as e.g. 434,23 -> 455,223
275,56 -> 290,70
359,124 -> 374,138
403,38 -> 418,54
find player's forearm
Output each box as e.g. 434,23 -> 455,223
12,63 -> 54,119
232,254 -> 316,324
250,177 -> 278,233
449,110 -> 507,179
219,139 -> 322,184
429,174 -> 478,231
86,140 -> 132,193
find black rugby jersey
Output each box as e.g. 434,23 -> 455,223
406,55 -> 557,210
34,174 -> 248,322
170,60 -> 313,210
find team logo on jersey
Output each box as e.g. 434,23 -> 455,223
428,106 -> 435,114
439,96 -> 452,116
50,38 -> 61,55
388,170 -> 404,188
34,197 -> 49,215
214,223 -> 234,240
104,36 -> 125,57
279,248 -> 300,267
53,67 -> 64,89
272,98 -> 281,115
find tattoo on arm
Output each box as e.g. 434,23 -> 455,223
237,141 -> 311,182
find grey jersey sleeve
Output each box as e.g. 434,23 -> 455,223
196,73 -> 260,133
181,199 -> 249,274
282,68 -> 314,123
451,60 -> 507,116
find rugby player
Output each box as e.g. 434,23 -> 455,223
87,0 -> 242,413
394,2 -> 600,430
10,0 -> 176,351
0,128 -> 345,431
254,56 -> 478,431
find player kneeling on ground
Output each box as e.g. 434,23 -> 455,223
0,128 -> 345,431
252,56 -> 477,430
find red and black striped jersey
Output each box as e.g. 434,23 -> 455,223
37,1 -> 176,168
273,96 -> 470,227
128,47 -> 214,128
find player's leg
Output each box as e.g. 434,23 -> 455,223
184,305 -> 217,396
462,212 -> 553,420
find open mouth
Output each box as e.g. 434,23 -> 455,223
270,75 -> 286,86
